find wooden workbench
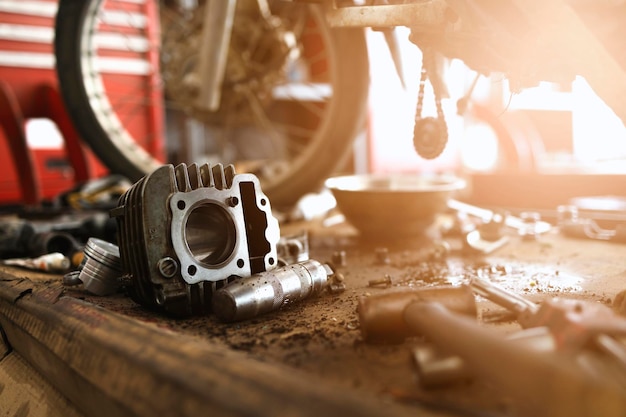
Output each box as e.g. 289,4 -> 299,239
0,219 -> 625,417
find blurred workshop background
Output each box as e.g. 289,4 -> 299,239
2,0 -> 626,211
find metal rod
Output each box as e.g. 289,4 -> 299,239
325,2 -> 447,28
196,0 -> 237,111
403,301 -> 626,417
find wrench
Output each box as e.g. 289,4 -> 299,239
448,199 -> 552,236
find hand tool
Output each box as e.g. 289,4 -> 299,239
404,301 -> 626,417
358,285 -> 476,343
471,277 -> 626,367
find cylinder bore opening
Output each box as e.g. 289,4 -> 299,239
184,203 -> 237,266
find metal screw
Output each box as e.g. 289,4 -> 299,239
157,257 -> 178,278
368,274 -> 392,288
328,281 -> 346,294
226,196 -> 239,207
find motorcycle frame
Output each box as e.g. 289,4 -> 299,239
194,0 -> 626,128
194,0 -> 446,113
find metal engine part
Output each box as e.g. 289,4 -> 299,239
413,116 -> 448,159
212,259 -> 331,322
111,163 -> 280,316
78,238 -> 123,296
276,230 -> 309,266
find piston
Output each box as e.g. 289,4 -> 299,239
78,238 -> 123,296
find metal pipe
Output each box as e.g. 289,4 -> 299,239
358,285 -> 476,343
212,259 -> 330,322
196,0 -> 237,111
404,301 -> 626,417
325,2 -> 447,28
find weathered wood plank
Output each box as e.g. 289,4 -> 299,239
0,275 -> 416,417
0,352 -> 83,417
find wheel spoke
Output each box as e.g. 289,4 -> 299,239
59,0 -> 367,206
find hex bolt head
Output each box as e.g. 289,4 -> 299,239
328,281 -> 347,294
157,257 -> 178,278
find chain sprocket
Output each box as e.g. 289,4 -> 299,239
413,50 -> 448,159
413,116 -> 448,159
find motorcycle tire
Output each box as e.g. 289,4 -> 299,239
54,0 -> 369,208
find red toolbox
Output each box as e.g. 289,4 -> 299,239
0,0 -> 164,205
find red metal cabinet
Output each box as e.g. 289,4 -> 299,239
0,0 -> 163,204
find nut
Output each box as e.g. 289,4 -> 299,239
157,257 -> 178,278
328,281 -> 346,294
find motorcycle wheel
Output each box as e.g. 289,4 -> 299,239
54,0 -> 369,208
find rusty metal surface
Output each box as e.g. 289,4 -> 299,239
324,2 -> 447,28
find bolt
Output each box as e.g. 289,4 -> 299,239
226,196 -> 239,207
368,274 -> 392,288
332,272 -> 345,283
157,257 -> 178,278
331,251 -> 347,268
328,281 -> 346,294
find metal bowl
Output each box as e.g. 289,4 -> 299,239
325,174 -> 466,238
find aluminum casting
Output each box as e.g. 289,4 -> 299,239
111,163 -> 280,316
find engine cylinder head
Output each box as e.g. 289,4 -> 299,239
111,163 -> 280,316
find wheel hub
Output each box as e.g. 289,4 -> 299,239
160,5 -> 292,124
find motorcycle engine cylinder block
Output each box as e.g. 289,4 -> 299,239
111,163 -> 280,316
